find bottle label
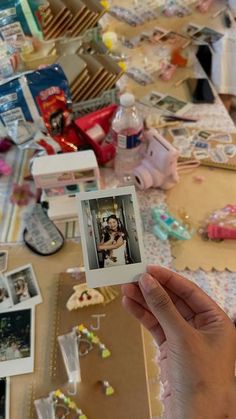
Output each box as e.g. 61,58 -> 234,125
117,129 -> 143,149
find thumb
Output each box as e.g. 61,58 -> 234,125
139,273 -> 188,340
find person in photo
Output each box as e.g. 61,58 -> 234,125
14,276 -> 31,303
5,340 -> 22,361
98,214 -> 129,268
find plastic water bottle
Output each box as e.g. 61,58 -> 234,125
112,93 -> 144,185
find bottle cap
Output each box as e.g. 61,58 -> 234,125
120,93 -> 135,107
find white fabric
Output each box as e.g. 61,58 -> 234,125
212,29 -> 236,95
104,241 -> 127,267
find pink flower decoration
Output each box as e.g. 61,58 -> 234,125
10,183 -> 35,206
0,159 -> 12,176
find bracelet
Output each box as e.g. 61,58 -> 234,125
51,389 -> 87,419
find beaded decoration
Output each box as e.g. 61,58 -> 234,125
75,325 -> 111,359
51,389 -> 87,419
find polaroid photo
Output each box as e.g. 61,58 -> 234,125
155,95 -> 191,115
4,264 -> 42,310
194,150 -> 209,160
196,130 -> 212,140
192,27 -> 223,45
0,252 -> 8,274
140,91 -> 165,108
169,127 -> 189,139
0,275 -> 11,313
194,140 -> 209,150
184,23 -> 202,37
0,378 -> 10,419
209,148 -> 228,164
173,136 -> 192,149
0,308 -> 35,377
77,186 -> 146,288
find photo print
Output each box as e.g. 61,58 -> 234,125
0,308 -> 35,377
0,378 -> 10,419
77,186 -> 146,287
156,95 -> 191,114
0,253 -> 8,274
0,275 -> 10,313
4,264 -> 42,310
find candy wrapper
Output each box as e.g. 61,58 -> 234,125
0,64 -> 81,152
0,0 -> 44,49
200,205 -> 236,240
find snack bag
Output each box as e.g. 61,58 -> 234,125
0,0 -> 43,49
0,64 -> 80,151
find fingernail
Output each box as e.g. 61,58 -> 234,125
139,274 -> 157,292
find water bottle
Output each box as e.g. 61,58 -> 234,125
112,93 -> 144,185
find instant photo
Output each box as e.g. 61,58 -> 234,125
77,187 -> 146,287
4,264 -> 42,310
0,378 -> 9,419
0,276 -> 11,313
0,308 -> 35,377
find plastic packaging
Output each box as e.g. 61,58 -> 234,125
200,205 -> 236,240
58,330 -> 81,396
111,93 -> 144,185
34,397 -> 55,419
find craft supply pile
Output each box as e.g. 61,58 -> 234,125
0,0 -> 236,418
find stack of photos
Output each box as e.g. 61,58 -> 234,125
0,264 -> 41,378
77,186 -> 146,288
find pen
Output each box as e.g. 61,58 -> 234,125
173,77 -> 188,87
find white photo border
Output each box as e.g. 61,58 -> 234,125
77,186 -> 146,288
4,264 -> 42,310
0,307 -> 35,378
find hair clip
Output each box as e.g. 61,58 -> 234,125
76,325 -> 111,359
51,390 -> 87,419
100,381 -> 115,396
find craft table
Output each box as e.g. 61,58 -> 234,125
1,1 -> 236,418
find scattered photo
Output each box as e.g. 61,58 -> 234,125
170,127 -> 189,138
77,186 -> 146,288
209,148 -> 228,163
194,150 -> 209,160
184,23 -> 202,37
0,276 -> 11,312
0,308 -> 35,377
4,264 -> 42,309
140,91 -> 165,108
223,144 -> 236,158
192,27 -> 223,44
0,253 -> 8,274
160,31 -> 189,48
155,95 -> 190,114
0,378 -> 9,419
196,130 -> 212,140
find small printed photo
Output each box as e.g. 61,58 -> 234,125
184,23 -> 202,37
0,253 -> 8,274
0,308 -> 35,377
156,95 -> 189,114
4,264 -> 42,309
0,276 -> 11,313
197,130 -> 212,140
192,27 -> 223,44
77,186 -> 146,287
140,91 -> 165,108
170,127 -> 189,138
0,378 -> 10,419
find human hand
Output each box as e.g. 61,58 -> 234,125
122,266 -> 236,419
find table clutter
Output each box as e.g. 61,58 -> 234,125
0,0 -> 236,418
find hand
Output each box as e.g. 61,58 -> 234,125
122,265 -> 236,419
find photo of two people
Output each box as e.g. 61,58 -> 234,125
81,194 -> 142,270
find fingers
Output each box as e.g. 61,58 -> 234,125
122,296 -> 165,345
147,265 -> 224,316
121,283 -> 149,311
139,273 -> 188,341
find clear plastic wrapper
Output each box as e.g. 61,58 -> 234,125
34,396 -> 56,419
58,330 -> 81,396
200,205 -> 236,240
